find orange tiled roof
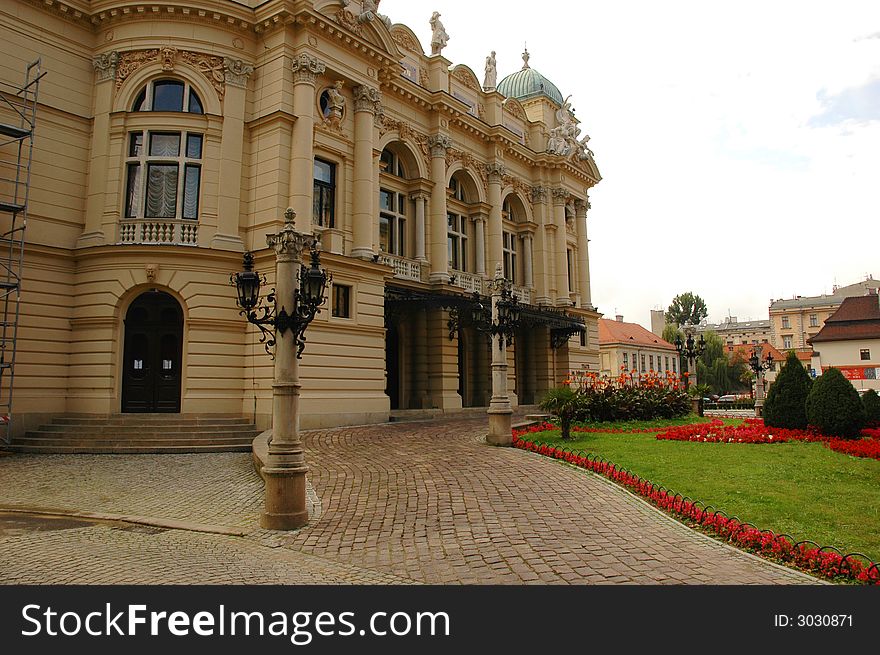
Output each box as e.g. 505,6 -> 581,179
598,319 -> 677,350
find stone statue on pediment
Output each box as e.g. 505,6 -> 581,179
484,51 -> 497,90
430,12 -> 449,55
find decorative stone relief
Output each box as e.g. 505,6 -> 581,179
323,80 -> 346,132
92,51 -> 118,82
358,0 -> 392,28
446,149 -> 487,192
353,84 -> 382,114
503,175 -> 532,201
418,68 -> 429,87
291,53 -> 326,85
428,134 -> 453,158
530,186 -> 548,204
452,67 -> 480,92
223,58 -> 254,88
115,49 -> 226,100
485,162 -> 506,182
160,47 -> 178,71
503,99 -> 527,122
334,9 -> 363,35
391,28 -> 423,54
546,94 -> 594,163
379,115 -> 432,169
551,187 -> 569,205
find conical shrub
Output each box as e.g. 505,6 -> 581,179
763,351 -> 812,429
806,367 -> 866,438
860,388 -> 880,426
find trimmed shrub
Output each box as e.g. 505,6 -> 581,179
806,367 -> 866,438
861,389 -> 880,427
763,351 -> 812,429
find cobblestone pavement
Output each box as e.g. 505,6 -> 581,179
0,418 -> 817,585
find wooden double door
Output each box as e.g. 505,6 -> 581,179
121,291 -> 183,413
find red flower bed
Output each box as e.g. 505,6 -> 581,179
861,427 -> 880,440
511,426 -> 880,585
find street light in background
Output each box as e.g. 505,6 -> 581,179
231,208 -> 329,530
674,328 -> 705,390
748,345 -> 774,417
480,264 -> 521,446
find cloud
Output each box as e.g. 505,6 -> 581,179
809,77 -> 880,126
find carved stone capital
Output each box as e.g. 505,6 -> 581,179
574,199 -> 589,215
92,51 -> 119,82
551,188 -> 569,205
530,185 -> 548,204
428,134 -> 453,158
224,58 -> 254,88
267,209 -> 314,262
291,53 -> 326,85
353,84 -> 382,114
485,162 -> 506,183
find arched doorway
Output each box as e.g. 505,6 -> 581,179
121,290 -> 183,413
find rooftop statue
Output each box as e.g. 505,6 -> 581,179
430,12 -> 449,55
484,51 -> 497,90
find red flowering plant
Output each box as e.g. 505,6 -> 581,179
550,369 -> 690,423
655,418 -> 880,461
511,424 -> 880,585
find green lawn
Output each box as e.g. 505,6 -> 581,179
524,418 -> 880,562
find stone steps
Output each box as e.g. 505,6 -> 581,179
10,414 -> 260,454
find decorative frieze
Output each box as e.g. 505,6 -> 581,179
92,51 -> 118,82
223,58 -> 254,89
291,53 -> 326,85
160,47 -> 178,72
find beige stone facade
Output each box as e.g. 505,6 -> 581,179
695,317 -> 770,347
0,1 -> 600,437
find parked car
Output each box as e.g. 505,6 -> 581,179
717,395 -> 737,403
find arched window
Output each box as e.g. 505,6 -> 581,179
447,172 -> 474,272
379,146 -> 411,256
132,79 -> 204,114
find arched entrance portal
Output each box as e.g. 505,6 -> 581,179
121,290 -> 183,413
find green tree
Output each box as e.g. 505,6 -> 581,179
863,389 -> 880,426
539,387 -> 580,439
806,368 -> 866,438
662,323 -> 683,346
666,292 -> 708,327
763,351 -> 812,429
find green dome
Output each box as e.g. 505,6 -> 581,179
497,66 -> 564,106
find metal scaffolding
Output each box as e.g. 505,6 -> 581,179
0,60 -> 44,444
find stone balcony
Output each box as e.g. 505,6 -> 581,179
119,219 -> 198,247
378,254 -> 423,282
451,271 -> 484,294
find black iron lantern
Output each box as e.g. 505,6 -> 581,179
300,242 -> 328,307
748,348 -> 774,376
232,251 -> 262,311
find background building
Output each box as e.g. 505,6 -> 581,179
809,292 -> 880,392
769,275 -> 878,352
696,317 -> 770,347
0,0 -> 601,444
598,316 -> 677,378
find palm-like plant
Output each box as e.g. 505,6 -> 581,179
539,387 -> 580,439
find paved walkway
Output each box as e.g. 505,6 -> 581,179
0,418 -> 816,585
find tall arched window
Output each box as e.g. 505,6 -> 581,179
447,173 -> 473,272
379,147 -> 410,256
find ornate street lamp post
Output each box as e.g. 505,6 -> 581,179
482,264 -> 521,446
674,328 -> 705,390
230,208 -> 329,530
748,345 -> 774,417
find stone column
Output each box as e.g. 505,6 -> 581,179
574,198 -> 593,309
551,188 -> 570,306
473,216 -> 486,275
410,192 -> 428,262
289,53 -> 325,231
351,84 -> 381,259
486,162 -> 505,277
211,58 -> 253,251
261,208 -> 313,530
487,264 -> 513,446
78,52 -> 118,248
530,186 -> 552,305
428,134 -> 452,283
522,233 -> 534,288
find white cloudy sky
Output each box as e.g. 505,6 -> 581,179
380,0 -> 880,327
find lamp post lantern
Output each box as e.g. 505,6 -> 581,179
230,208 -> 329,530
674,327 -> 705,390
484,264 -> 521,446
748,345 -> 774,417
